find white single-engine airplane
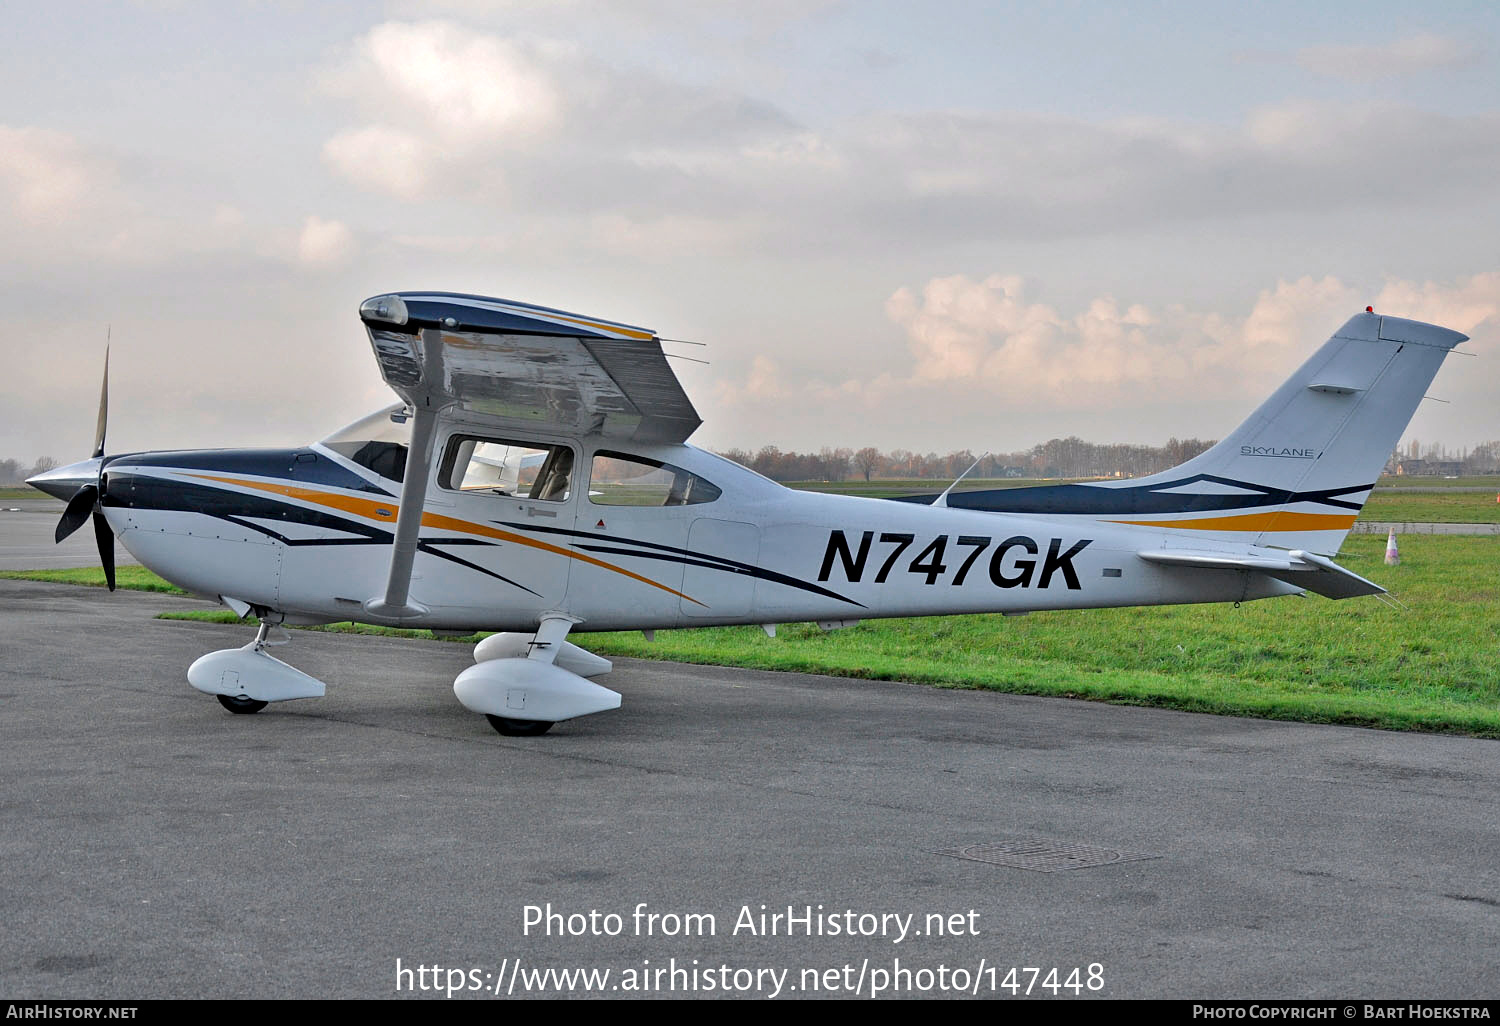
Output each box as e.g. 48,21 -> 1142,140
29,293 -> 1468,735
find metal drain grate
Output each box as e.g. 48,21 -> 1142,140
930,839 -> 1160,872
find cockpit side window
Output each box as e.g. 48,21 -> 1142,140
589,451 -> 721,506
438,434 -> 574,502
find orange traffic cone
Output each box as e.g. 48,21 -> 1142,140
1385,529 -> 1400,566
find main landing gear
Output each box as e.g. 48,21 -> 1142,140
456,614 -> 619,737
217,694 -> 268,715
486,715 -> 555,737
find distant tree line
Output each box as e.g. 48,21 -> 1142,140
0,457 -> 57,486
715,437 -> 1220,483
1387,439 -> 1500,476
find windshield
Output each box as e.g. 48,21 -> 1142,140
319,403 -> 412,481
321,403 -> 412,449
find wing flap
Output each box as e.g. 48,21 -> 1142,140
1138,548 -> 1386,599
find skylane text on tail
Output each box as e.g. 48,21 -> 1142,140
28,297 -> 1467,735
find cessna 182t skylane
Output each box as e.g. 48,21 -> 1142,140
29,292 -> 1468,735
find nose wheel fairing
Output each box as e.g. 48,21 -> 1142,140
187,622 -> 326,708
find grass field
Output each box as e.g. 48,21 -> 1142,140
1358,491 -> 1500,523
10,534 -> 1498,737
0,487 -> 42,500
575,534 -> 1500,736
1375,474 -> 1500,490
0,566 -> 186,592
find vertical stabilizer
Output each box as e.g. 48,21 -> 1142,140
927,312 -> 1468,555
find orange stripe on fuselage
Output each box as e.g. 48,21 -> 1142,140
1106,511 -> 1358,532
187,475 -> 399,521
184,474 -> 705,606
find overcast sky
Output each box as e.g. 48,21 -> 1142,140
3,1 -> 1498,462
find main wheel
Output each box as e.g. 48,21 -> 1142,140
485,714 -> 554,737
217,694 -> 268,715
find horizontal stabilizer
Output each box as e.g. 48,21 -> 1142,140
1138,548 -> 1385,600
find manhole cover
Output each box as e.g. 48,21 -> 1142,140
930,840 -> 1159,872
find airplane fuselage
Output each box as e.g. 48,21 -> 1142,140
99,422 -> 1297,635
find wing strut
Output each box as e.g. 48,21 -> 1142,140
366,327 -> 451,621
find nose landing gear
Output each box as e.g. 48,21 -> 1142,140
189,618 -> 327,714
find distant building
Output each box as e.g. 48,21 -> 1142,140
1395,459 -> 1463,477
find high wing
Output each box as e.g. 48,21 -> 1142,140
358,291 -> 701,443
356,291 -> 702,621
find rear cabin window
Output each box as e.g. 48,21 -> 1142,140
439,436 -> 574,502
589,452 -> 721,506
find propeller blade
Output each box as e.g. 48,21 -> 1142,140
93,345 -> 109,459
92,508 -> 116,592
56,484 -> 98,543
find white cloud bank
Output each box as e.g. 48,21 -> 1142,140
312,22 -> 1500,258
0,121 -> 366,277
708,272 -> 1500,448
319,18 -> 798,229
884,272 -> 1498,399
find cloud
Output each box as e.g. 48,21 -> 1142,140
319,18 -> 802,211
707,272 -> 1500,449
0,124 -> 363,274
882,272 -> 1499,401
1298,34 -> 1483,81
319,20 -> 566,201
318,15 -> 807,215
884,273 -> 1288,401
321,34 -> 1500,252
837,101 -> 1500,245
313,20 -> 1500,261
323,20 -> 561,141
322,125 -> 433,201
0,126 -> 110,223
296,216 -> 356,269
388,1 -> 838,36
